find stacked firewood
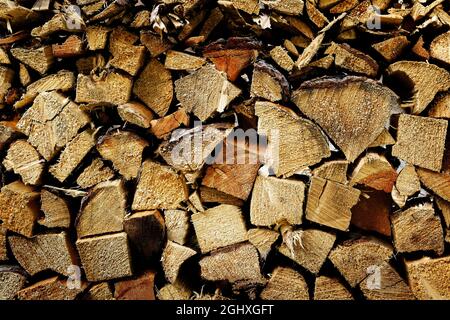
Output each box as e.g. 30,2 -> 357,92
0,0 -> 449,300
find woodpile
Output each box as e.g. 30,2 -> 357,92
0,0 -> 450,301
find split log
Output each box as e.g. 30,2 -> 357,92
369,129 -> 395,148
312,160 -> 348,184
188,191 -> 204,212
177,10 -> 207,40
349,153 -> 397,193
162,241 -> 196,283
325,42 -> 379,77
175,64 -> 241,121
203,37 -> 260,81
132,160 -> 188,210
260,267 -> 309,300
191,204 -> 247,253
198,7 -> 224,41
14,70 -> 76,109
359,262 -> 415,300
416,168 -> 450,201
83,282 -> 114,300
247,228 -> 279,259
52,35 -> 85,58
109,27 -> 146,76
49,130 -> 96,182
391,203 -> 444,255
428,92 -> 450,119
306,177 -> 361,231
314,276 -> 353,300
38,190 -> 71,229
351,188 -> 392,237
411,36 -> 429,60
158,123 -> 233,172
82,1 -> 107,18
75,71 -> 133,105
86,25 -> 111,50
133,59 -> 173,117
10,46 -> 54,75
278,228 -> 336,274
395,164 -> 420,198
392,114 -> 447,172
165,50 -> 206,71
9,231 -> 77,276
114,271 -> 156,300
255,101 -> 330,177
228,0 -> 260,14
31,12 -> 84,38
123,210 -> 165,261
3,140 -> 44,185
329,237 -> 393,287
150,108 -> 189,139
405,256 -> 450,299
89,0 -> 128,22
97,130 -> 149,180
436,198 -> 450,243
4,1 -> 38,21
201,137 -> 261,200
284,39 -> 299,56
164,210 -> 190,246
76,232 -> 133,282
199,242 -> 264,284
292,76 -> 397,162
16,91 -> 90,161
265,0 -> 304,15
0,47 -> 9,65
386,61 -> 450,114
250,60 -> 289,102
130,10 -> 151,28
430,32 -> 450,65
270,46 -> 295,72
0,266 -> 27,300
0,66 -> 13,107
0,121 -> 19,151
372,36 -> 410,62
140,31 -> 173,58
306,1 -> 329,28
250,176 -> 305,226
17,276 -> 85,300
76,180 -> 126,238
76,158 -> 115,189
0,181 -> 40,237
157,282 -> 191,300
118,102 -> 154,128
